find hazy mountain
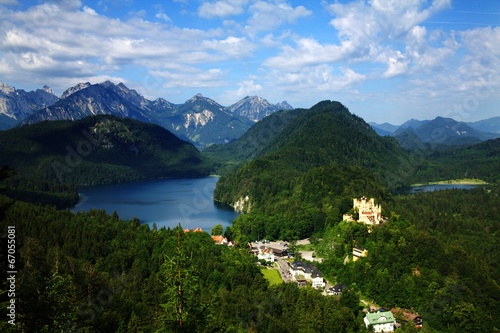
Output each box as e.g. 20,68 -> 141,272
468,116 -> 500,134
0,81 -> 58,127
400,118 -> 429,129
392,127 -> 429,151
395,116 -> 499,149
371,116 -> 499,150
228,96 -> 293,122
369,122 -> 397,136
0,115 -> 209,185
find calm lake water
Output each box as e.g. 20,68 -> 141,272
407,184 -> 480,194
71,176 -> 239,231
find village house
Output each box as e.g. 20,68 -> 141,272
364,311 -> 396,333
289,260 -> 326,289
328,283 -> 344,296
257,247 -> 275,263
353,247 -> 368,262
390,308 -> 423,329
343,196 -> 384,225
212,235 -> 235,246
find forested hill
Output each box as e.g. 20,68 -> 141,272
214,100 -> 414,203
0,116 -> 210,186
412,137 -> 500,184
213,101 -> 415,240
202,107 -> 305,173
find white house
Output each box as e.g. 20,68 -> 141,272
364,311 -> 396,333
257,248 -> 275,263
289,260 -> 326,289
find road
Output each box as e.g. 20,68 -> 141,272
276,257 -> 294,283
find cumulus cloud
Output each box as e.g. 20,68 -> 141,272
220,79 -> 263,103
0,2 -> 254,95
198,0 -> 249,18
245,2 -> 312,34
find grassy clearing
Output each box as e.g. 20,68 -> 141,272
296,243 -> 316,251
260,267 -> 283,286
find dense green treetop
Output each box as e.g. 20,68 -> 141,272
0,115 -> 211,186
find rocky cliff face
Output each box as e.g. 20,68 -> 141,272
22,81 -> 154,124
228,96 -> 293,122
0,81 -> 59,121
6,80 -> 289,148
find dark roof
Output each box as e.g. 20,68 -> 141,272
333,283 -> 344,292
290,260 -> 323,278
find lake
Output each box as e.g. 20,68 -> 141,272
407,184 -> 481,194
71,176 -> 239,231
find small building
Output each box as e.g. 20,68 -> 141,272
289,260 -> 326,289
390,308 -> 423,329
364,311 -> 396,333
353,247 -> 368,262
330,283 -> 344,295
257,247 -> 275,263
272,248 -> 289,257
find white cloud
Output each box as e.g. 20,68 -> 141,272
155,11 -> 171,22
148,66 -> 226,89
264,38 -> 345,70
203,36 -> 255,58
383,50 -> 408,77
0,2 -> 253,94
82,6 -> 97,15
264,64 -> 366,98
220,79 -> 263,103
198,0 -> 248,18
245,1 -> 312,34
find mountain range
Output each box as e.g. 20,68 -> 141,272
0,81 -> 58,130
0,81 -> 292,148
370,116 -> 500,150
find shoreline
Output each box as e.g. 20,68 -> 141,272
411,178 -> 488,186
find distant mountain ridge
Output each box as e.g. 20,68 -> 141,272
0,81 -> 58,129
371,116 -> 500,150
4,81 -> 292,148
228,95 -> 293,122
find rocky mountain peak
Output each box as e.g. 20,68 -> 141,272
42,85 -> 54,95
0,81 -> 15,94
61,82 -> 92,99
228,95 -> 293,122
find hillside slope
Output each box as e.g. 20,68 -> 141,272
0,116 -> 210,185
213,101 -> 415,240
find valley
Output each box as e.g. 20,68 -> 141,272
0,94 -> 499,333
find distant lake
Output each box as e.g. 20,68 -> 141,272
71,176 -> 239,231
407,184 -> 480,194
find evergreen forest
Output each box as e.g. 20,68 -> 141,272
1,100 -> 499,332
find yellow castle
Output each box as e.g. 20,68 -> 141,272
343,196 -> 384,225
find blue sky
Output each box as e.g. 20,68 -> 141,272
0,0 -> 498,124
